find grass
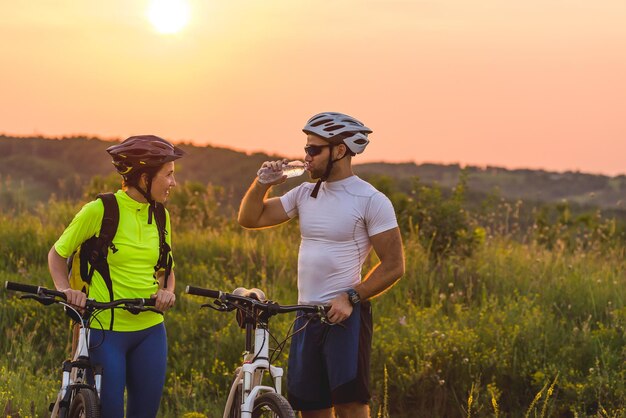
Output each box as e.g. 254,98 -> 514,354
1,195 -> 625,417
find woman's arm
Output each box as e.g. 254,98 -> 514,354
153,269 -> 176,312
48,246 -> 87,308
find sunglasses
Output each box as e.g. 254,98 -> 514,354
304,144 -> 331,157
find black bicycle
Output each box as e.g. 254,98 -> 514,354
185,285 -> 330,418
4,281 -> 161,418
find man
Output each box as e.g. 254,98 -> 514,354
238,112 -> 405,418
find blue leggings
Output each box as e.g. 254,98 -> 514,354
88,323 -> 167,418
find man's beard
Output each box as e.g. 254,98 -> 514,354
307,165 -> 326,180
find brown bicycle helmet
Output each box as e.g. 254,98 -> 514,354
106,135 -> 184,177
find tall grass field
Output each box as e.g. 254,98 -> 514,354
1,179 -> 624,417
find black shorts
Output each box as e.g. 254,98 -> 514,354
287,301 -> 372,411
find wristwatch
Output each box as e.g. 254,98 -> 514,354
346,288 -> 361,306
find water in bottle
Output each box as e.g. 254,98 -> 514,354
257,161 -> 306,184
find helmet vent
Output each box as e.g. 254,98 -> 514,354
310,118 -> 332,127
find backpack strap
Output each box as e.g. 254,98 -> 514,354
80,193 -> 119,330
96,193 -> 120,259
152,202 -> 173,289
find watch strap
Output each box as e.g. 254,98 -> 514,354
346,288 -> 361,306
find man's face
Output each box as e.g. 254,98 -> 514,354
304,134 -> 332,180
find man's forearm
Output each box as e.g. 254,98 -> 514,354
355,261 -> 404,301
238,179 -> 271,227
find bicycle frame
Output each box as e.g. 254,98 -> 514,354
50,312 -> 102,418
224,327 -> 285,418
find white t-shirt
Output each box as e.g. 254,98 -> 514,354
280,175 -> 398,304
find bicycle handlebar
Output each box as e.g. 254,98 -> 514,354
5,281 -> 157,310
5,280 -> 56,295
185,285 -> 326,315
186,285 -> 221,299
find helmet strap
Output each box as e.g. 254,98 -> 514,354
136,174 -> 157,224
310,179 -> 323,198
310,144 -> 339,198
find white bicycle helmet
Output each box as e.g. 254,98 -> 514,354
302,112 -> 372,154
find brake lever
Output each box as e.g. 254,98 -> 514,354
317,307 -> 345,328
201,300 -> 233,312
148,308 -> 164,315
125,306 -> 163,315
20,294 -> 57,306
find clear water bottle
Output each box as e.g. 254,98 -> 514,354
257,161 -> 306,184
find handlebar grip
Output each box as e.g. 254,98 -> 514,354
185,285 -> 221,299
5,281 -> 41,294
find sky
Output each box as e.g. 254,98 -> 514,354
1,0 -> 625,176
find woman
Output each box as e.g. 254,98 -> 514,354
48,135 -> 183,418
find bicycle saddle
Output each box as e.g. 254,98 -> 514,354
232,287 -> 267,302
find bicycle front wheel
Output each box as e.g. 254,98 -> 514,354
69,388 -> 100,418
228,384 -> 243,418
251,392 -> 295,418
227,367 -> 243,418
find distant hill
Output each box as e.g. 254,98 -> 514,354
355,162 -> 626,210
0,135 -> 282,205
1,135 -> 625,212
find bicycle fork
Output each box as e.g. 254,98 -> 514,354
225,327 -> 286,418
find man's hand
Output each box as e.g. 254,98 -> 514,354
152,289 -> 176,312
60,288 -> 87,308
257,159 -> 288,186
327,292 -> 353,323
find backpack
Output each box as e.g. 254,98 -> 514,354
68,192 -> 173,305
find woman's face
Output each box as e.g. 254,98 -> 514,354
150,161 -> 177,203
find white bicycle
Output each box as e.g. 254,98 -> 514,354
185,285 -> 329,418
5,281 -> 159,418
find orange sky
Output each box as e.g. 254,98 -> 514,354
1,1 -> 625,175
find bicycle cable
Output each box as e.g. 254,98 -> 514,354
269,314 -> 318,365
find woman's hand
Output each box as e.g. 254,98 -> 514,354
152,288 -> 176,312
61,288 -> 87,308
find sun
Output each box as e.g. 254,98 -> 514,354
148,0 -> 190,34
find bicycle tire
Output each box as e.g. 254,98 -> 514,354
251,392 -> 295,418
228,368 -> 243,418
69,388 -> 100,418
228,385 -> 243,418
